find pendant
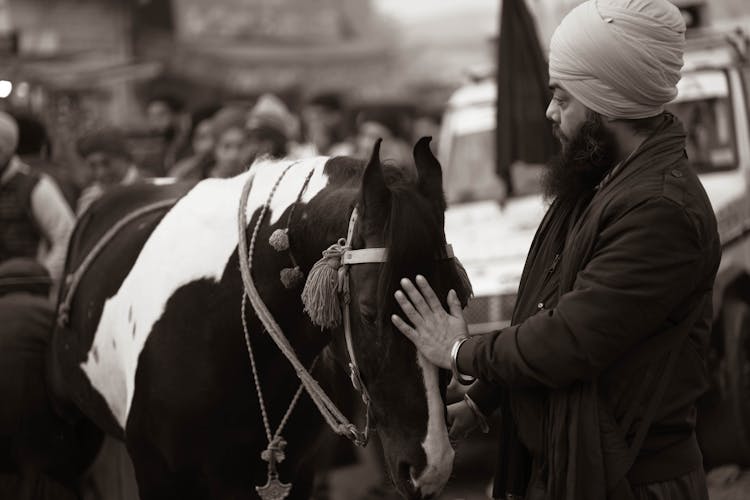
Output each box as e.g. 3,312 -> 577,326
256,437 -> 292,500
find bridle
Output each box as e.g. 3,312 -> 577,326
336,206 -> 455,445
238,164 -> 454,448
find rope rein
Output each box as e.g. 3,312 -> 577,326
238,164 -> 368,446
57,198 -> 178,327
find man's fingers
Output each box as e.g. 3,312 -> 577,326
394,290 -> 424,327
399,278 -> 433,316
391,314 -> 417,340
416,275 -> 444,313
447,289 -> 463,318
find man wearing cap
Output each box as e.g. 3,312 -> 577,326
391,1 -> 718,499
0,111 -> 74,289
76,128 -> 141,215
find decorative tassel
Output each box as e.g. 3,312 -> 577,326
280,266 -> 304,289
302,241 -> 347,329
454,257 -> 474,303
269,228 -> 290,251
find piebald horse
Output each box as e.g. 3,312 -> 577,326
48,138 -> 471,499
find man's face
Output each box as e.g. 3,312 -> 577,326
192,120 -> 214,156
542,107 -> 617,204
214,127 -> 246,174
85,152 -> 131,186
147,101 -> 175,134
546,78 -> 590,153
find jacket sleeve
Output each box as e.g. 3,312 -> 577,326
30,174 -> 75,284
457,197 -> 706,389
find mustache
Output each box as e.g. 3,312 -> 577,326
552,124 -> 567,143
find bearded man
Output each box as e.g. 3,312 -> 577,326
391,1 -> 719,499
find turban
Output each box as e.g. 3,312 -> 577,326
549,0 -> 686,119
246,94 -> 297,139
0,111 -> 19,154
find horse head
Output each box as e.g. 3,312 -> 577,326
337,137 -> 472,498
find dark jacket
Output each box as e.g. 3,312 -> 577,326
463,114 -> 720,499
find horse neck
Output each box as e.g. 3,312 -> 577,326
291,188 -> 358,273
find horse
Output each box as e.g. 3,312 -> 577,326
47,137 -> 472,499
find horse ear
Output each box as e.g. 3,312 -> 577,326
361,138 -> 390,220
413,136 -> 446,213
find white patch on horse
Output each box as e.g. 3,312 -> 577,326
80,157 -> 330,430
413,353 -> 454,497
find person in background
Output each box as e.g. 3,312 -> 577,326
14,112 -> 79,209
245,93 -> 296,162
76,128 -> 141,215
353,107 -> 411,166
142,94 -> 190,176
168,106 -> 219,181
207,106 -> 250,178
0,111 -> 74,290
300,92 -> 353,156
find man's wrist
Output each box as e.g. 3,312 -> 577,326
450,336 -> 475,385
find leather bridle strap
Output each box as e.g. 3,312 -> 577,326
337,206 -> 455,434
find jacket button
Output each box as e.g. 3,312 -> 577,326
537,302 -> 544,310
671,169 -> 683,178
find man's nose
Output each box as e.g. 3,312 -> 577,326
545,100 -> 558,122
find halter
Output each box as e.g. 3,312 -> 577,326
238,165 -> 455,451
337,206 -> 455,429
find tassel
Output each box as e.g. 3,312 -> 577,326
302,241 -> 347,329
453,256 -> 474,304
280,266 -> 304,289
269,228 -> 290,251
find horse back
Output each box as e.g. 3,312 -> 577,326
49,180 -> 196,437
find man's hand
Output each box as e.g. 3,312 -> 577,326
447,400 -> 479,440
391,275 -> 469,370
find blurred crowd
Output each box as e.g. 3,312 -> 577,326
66,90 -> 441,212
0,90 -> 444,296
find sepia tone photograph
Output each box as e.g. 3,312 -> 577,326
0,0 -> 749,499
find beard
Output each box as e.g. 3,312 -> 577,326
543,111 -> 617,205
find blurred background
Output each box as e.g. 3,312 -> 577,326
1,0 -> 750,499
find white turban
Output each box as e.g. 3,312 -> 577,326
549,0 -> 686,119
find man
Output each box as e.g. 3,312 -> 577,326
0,111 -> 74,289
245,93 -> 296,162
299,92 -> 353,157
142,94 -> 190,176
76,128 -> 141,215
392,1 -> 719,499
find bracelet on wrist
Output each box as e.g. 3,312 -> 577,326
463,394 -> 490,433
450,336 -> 475,386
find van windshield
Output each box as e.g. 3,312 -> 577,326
444,128 -> 544,204
667,70 -> 737,173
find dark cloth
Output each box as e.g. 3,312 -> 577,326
464,114 -> 720,499
0,293 -> 98,498
526,466 -> 709,500
0,168 -> 41,263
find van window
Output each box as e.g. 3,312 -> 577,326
444,129 -> 506,203
667,70 -> 737,172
